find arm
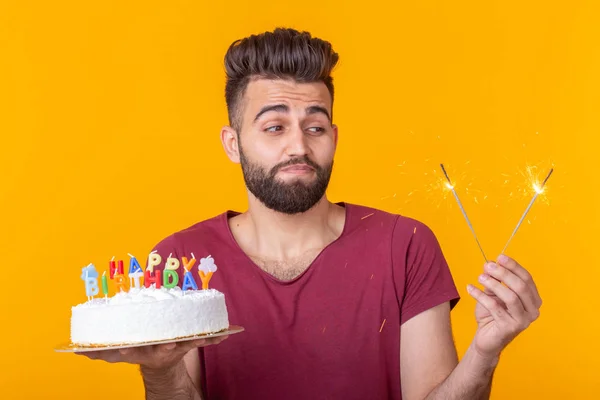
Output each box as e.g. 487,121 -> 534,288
81,336 -> 227,400
401,255 -> 541,400
424,344 -> 497,400
141,348 -> 204,400
400,302 -> 496,400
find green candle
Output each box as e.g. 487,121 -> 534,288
101,271 -> 109,296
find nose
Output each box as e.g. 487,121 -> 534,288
284,125 -> 310,158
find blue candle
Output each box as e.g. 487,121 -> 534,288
182,271 -> 198,291
81,264 -> 100,299
128,253 -> 142,274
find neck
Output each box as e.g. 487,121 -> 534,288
232,195 -> 345,260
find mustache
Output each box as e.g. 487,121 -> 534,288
270,156 -> 321,175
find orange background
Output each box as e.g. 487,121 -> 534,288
1,1 -> 598,398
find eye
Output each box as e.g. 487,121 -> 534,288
265,125 -> 284,133
307,127 -> 325,134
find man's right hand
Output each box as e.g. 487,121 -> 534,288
77,335 -> 228,370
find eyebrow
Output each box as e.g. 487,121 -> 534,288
306,105 -> 331,121
253,104 -> 331,123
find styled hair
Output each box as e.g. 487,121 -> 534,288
224,28 -> 339,132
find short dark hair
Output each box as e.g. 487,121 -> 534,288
224,28 -> 339,132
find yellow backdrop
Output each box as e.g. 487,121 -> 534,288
1,0 -> 598,398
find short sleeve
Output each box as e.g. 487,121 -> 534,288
393,219 -> 460,325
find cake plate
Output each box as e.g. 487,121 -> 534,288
55,325 -> 244,353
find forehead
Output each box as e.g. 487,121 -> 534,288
242,78 -> 332,113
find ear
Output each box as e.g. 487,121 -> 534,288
332,124 -> 339,150
220,126 -> 240,163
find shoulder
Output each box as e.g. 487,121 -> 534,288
344,202 -> 437,242
151,211 -> 232,252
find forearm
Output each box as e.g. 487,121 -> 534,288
425,344 -> 498,400
141,360 -> 203,400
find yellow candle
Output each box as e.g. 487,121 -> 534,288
147,251 -> 162,272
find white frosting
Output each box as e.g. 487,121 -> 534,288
70,287 -> 229,345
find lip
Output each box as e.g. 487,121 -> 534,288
279,164 -> 315,173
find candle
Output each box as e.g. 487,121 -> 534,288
182,256 -> 197,271
129,271 -> 144,289
147,251 -> 162,272
114,272 -> 127,292
182,271 -> 198,291
101,271 -> 109,297
198,255 -> 217,290
109,256 -> 124,279
165,253 -> 180,270
128,253 -> 142,274
109,257 -> 116,279
128,253 -> 144,288
81,264 -> 100,300
163,269 -> 179,288
144,269 -> 162,289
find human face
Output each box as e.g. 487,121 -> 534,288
222,78 -> 338,214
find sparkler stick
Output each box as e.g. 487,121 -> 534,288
501,168 -> 554,254
440,164 -> 489,262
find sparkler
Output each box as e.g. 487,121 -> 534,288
501,168 -> 554,254
440,164 -> 489,263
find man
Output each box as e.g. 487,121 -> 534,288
83,28 -> 542,399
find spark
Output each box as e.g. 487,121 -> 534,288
361,213 -> 375,220
501,168 -> 554,254
379,319 -> 387,333
413,227 -> 417,234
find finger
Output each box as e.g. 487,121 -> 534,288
485,262 -> 539,314
467,284 -> 512,324
168,339 -> 206,356
497,255 -> 542,307
157,342 -> 177,352
478,273 -> 525,321
81,350 -> 124,363
205,336 -> 229,346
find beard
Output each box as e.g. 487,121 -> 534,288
239,149 -> 333,215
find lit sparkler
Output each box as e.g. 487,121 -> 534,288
501,168 -> 554,254
440,164 -> 488,262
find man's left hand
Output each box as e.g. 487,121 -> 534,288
467,254 -> 542,360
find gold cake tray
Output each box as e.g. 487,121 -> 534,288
54,325 -> 244,353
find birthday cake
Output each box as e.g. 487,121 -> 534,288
70,253 -> 230,346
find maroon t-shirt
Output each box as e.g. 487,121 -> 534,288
150,203 -> 460,399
